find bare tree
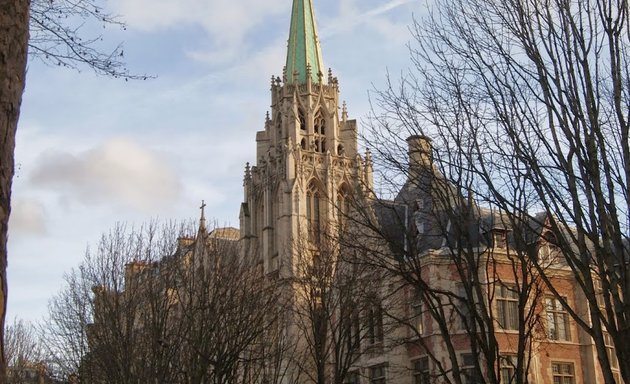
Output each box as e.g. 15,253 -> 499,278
2,0 -> 145,377
365,0 -> 630,382
41,221 -> 186,382
289,228 -> 380,384
340,158 -> 548,384
29,0 -> 146,79
5,318 -> 48,383
42,219 -> 285,384
0,0 -> 30,379
176,223 -> 284,384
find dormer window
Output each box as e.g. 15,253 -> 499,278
492,229 -> 507,249
538,233 -> 560,266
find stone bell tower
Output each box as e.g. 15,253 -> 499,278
240,0 -> 373,276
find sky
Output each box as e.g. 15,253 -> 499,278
8,0 -> 425,323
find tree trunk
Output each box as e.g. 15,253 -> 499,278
0,0 -> 30,380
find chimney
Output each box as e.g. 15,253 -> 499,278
407,135 -> 433,172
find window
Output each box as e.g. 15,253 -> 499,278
345,371 -> 360,384
313,111 -> 326,153
343,303 -> 361,352
604,332 -> 619,370
493,229 -> 507,248
299,109 -> 306,131
337,187 -> 350,228
496,284 -> 519,330
413,357 -> 430,384
551,362 -> 574,384
461,354 -> 481,384
411,293 -> 424,335
500,355 -> 516,384
539,233 -> 560,266
546,297 -> 571,341
370,365 -> 386,384
367,299 -> 384,345
306,182 -> 323,243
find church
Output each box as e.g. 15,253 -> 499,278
231,0 -> 616,383
101,1 -> 618,383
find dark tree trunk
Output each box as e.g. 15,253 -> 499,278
0,0 -> 30,380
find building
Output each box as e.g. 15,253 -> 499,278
236,0 -> 617,383
88,1 -> 619,383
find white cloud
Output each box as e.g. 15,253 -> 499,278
9,199 -> 47,237
28,138 -> 182,212
110,0 -> 286,45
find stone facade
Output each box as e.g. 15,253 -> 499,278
237,1 -> 617,384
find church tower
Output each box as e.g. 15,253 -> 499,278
240,0 -> 373,276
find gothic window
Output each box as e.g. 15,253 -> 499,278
314,111 -> 326,134
277,114 -> 283,139
306,182 -> 323,243
313,111 -> 326,153
301,138 -> 307,150
336,186 -> 350,227
299,109 -> 306,131
337,144 -> 345,156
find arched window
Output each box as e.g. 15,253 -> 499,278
299,109 -> 306,131
313,111 -> 326,153
314,112 -> 326,135
306,182 -> 323,242
336,186 -> 350,228
301,138 -> 307,150
277,115 -> 283,139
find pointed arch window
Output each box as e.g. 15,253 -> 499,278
314,111 -> 326,153
299,109 -> 306,131
336,186 -> 350,229
307,182 -> 323,243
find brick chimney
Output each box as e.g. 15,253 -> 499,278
407,135 -> 433,178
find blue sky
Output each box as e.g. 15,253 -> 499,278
8,0 -> 424,322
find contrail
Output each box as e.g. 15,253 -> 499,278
321,0 -> 415,39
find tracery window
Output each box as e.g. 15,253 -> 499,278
306,182 -> 323,242
313,111 -> 326,153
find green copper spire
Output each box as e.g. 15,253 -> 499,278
286,0 -> 325,85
